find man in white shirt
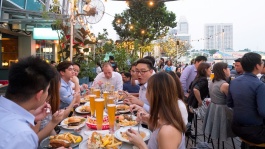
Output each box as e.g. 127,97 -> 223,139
93,62 -> 123,91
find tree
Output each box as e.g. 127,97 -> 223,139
112,0 -> 176,57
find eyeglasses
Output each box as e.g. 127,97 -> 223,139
135,69 -> 150,75
130,70 -> 136,73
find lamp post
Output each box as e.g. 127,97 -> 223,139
176,40 -> 179,62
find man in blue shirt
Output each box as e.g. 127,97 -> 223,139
0,56 -> 55,149
122,72 -> 140,93
227,52 -> 265,144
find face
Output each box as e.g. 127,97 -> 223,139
257,60 -> 264,74
121,73 -> 126,82
73,65 -> 80,76
235,62 -> 243,74
130,66 -> 137,80
223,67 -> 231,77
37,84 -> 50,108
206,67 -> 212,77
61,65 -> 75,81
136,63 -> 153,84
103,65 -> 113,79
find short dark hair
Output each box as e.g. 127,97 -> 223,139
109,56 -> 114,60
194,56 -> 207,63
124,72 -> 131,79
73,62 -> 80,68
57,61 -> 73,72
234,58 -> 242,63
144,56 -> 155,66
5,56 -> 55,102
241,52 -> 262,73
50,60 -> 56,64
136,58 -> 153,70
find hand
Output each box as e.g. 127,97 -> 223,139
51,109 -> 65,124
33,102 -> 51,122
124,95 -> 143,106
198,100 -> 202,107
136,108 -> 149,124
126,128 -> 146,148
71,76 -> 79,84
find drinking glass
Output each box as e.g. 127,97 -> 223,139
89,94 -> 96,117
94,89 -> 101,98
103,91 -> 109,107
107,95 -> 115,105
95,98 -> 105,130
210,73 -> 214,80
107,104 -> 116,133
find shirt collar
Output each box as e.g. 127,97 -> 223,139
61,78 -> 71,87
244,72 -> 258,78
0,96 -> 35,125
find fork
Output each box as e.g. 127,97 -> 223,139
138,113 -> 142,133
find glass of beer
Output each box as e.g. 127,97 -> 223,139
210,73 -> 214,80
90,87 -> 95,94
95,98 -> 105,130
94,89 -> 101,98
103,91 -> 109,107
89,94 -> 96,117
107,95 -> 115,105
107,104 -> 116,133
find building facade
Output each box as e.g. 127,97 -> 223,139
204,23 -> 233,51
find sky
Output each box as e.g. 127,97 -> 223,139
89,0 -> 265,51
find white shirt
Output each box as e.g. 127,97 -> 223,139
93,72 -> 123,91
139,83 -> 150,112
178,100 -> 188,125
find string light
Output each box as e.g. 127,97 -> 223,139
190,31 -> 225,42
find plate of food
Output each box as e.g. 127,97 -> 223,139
86,116 -> 110,130
75,105 -> 91,114
60,116 -> 86,130
79,131 -> 122,149
39,132 -> 82,148
114,126 -> 151,143
116,104 -> 130,114
117,114 -> 138,127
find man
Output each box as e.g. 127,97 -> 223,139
109,56 -> 119,72
93,62 -> 123,91
124,58 -> 154,112
57,61 -> 80,109
0,56 -> 55,148
260,59 -> 265,83
180,56 -> 207,96
50,60 -> 57,67
144,56 -> 157,73
230,58 -> 244,78
122,72 -> 140,93
227,52 -> 265,144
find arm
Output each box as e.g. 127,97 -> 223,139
60,86 -> 74,105
226,85 -> 234,108
193,88 -> 202,107
64,94 -> 78,118
116,73 -> 123,91
256,83 -> 265,117
71,76 -> 80,103
158,125 -> 182,149
180,66 -> 191,93
220,82 -> 229,96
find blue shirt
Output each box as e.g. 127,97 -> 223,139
227,73 -> 265,126
139,83 -> 150,112
0,96 -> 38,149
123,81 -> 140,93
60,78 -> 74,109
180,65 -> 197,93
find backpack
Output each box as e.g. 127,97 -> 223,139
165,66 -> 172,72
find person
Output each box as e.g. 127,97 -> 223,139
259,59 -> 265,83
126,72 -> 186,149
72,62 -> 88,92
163,60 -> 175,72
187,62 -> 211,122
92,62 -> 123,91
167,71 -> 188,125
227,52 -> 265,144
109,55 -> 119,72
122,72 -> 140,93
230,58 -> 243,78
158,58 -> 165,71
57,61 -> 80,109
144,56 -> 157,73
0,56 -> 55,148
96,62 -> 102,74
50,60 -> 57,67
124,58 -> 154,112
180,56 -> 207,97
203,62 -> 235,141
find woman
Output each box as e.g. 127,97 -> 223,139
187,62 -> 211,123
126,72 -> 186,149
203,62 -> 235,141
163,60 -> 174,72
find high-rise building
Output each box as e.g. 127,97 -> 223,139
204,23 -> 233,51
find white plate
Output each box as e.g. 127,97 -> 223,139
60,116 -> 86,130
75,105 -> 91,114
118,114 -> 138,127
114,126 -> 151,143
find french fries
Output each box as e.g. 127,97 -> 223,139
100,134 -> 122,149
50,132 -> 82,144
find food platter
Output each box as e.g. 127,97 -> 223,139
39,132 -> 82,149
60,116 -> 86,130
117,114 -> 138,127
86,116 -> 110,130
114,126 -> 151,144
116,104 -> 130,114
75,105 -> 91,114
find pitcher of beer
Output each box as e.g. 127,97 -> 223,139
95,98 -> 105,130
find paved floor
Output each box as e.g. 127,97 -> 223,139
186,118 -> 242,149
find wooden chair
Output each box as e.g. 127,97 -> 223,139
240,138 -> 265,148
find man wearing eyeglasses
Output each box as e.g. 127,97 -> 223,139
57,61 -> 80,109
124,58 -> 154,112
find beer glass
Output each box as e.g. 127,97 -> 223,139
89,94 -> 96,117
95,98 -> 104,130
94,89 -> 101,98
90,87 -> 95,94
107,95 -> 115,105
107,104 -> 116,133
103,91 -> 109,107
